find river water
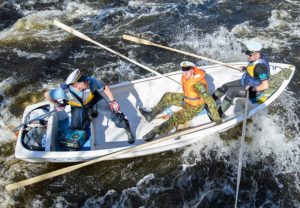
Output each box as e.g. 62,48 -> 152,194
0,0 -> 299,207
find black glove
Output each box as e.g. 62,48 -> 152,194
248,86 -> 257,98
248,86 -> 255,92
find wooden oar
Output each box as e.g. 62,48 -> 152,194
53,20 -> 180,85
6,118 -> 224,191
123,35 -> 241,71
234,90 -> 249,208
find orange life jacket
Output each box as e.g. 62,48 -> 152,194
181,67 -> 208,106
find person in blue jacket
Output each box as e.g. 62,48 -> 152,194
44,69 -> 135,144
212,41 -> 270,117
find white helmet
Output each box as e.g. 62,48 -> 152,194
66,69 -> 85,85
180,61 -> 195,71
245,41 -> 262,52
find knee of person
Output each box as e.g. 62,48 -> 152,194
164,92 -> 176,97
226,89 -> 236,100
219,84 -> 228,93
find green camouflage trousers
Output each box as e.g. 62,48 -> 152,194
150,83 -> 221,135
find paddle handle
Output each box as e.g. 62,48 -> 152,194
53,20 -> 181,85
123,35 -> 242,71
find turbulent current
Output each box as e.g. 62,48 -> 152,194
0,0 -> 299,207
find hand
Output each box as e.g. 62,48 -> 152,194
240,66 -> 247,72
109,100 -> 120,113
56,103 -> 65,111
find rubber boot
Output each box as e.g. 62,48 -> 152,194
124,119 -> 135,144
139,108 -> 155,122
88,109 -> 98,119
143,129 -> 157,142
218,98 -> 232,118
212,90 -> 224,101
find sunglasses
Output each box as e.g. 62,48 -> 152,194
244,50 -> 256,56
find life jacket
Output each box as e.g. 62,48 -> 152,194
60,82 -> 95,107
241,55 -> 270,103
181,67 -> 208,107
241,54 -> 270,87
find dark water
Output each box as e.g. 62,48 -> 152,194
0,0 -> 299,207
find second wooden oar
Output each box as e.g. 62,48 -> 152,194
5,117 -> 223,191
123,35 -> 241,71
234,90 -> 249,208
53,20 -> 180,85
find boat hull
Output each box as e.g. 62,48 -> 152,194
15,62 -> 295,162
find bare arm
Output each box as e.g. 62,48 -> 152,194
254,80 -> 269,91
103,85 -> 115,102
44,91 -> 60,105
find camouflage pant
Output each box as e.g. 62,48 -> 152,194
150,84 -> 220,135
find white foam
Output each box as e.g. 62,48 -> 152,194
180,91 -> 300,190
0,121 -> 16,143
268,10 -> 292,30
83,173 -> 167,207
0,2 -> 99,43
173,26 -> 244,64
0,77 -> 17,95
128,1 -> 178,8
12,48 -> 46,59
232,8 -> 300,50
52,196 -> 71,207
94,60 -> 137,82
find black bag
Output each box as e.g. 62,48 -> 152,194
23,127 -> 46,151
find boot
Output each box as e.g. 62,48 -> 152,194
88,109 -> 98,119
212,90 -> 224,101
218,98 -> 232,118
212,93 -> 219,101
124,120 -> 135,144
139,108 -> 155,122
143,129 -> 157,142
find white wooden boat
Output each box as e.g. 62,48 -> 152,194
14,62 -> 295,163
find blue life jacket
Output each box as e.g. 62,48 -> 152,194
241,55 -> 270,87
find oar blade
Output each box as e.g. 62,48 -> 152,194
53,20 -> 93,43
123,35 -> 154,46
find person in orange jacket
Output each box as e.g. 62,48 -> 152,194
139,61 -> 221,141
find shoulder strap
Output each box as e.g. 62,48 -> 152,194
60,82 -> 68,90
68,86 -> 85,107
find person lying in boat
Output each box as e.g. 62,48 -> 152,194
139,61 -> 222,142
44,69 -> 135,144
212,41 -> 270,117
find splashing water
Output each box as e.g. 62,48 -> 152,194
0,0 -> 299,207
173,26 -> 244,64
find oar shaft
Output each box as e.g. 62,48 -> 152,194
234,90 -> 249,208
123,35 -> 241,71
53,20 -> 180,85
